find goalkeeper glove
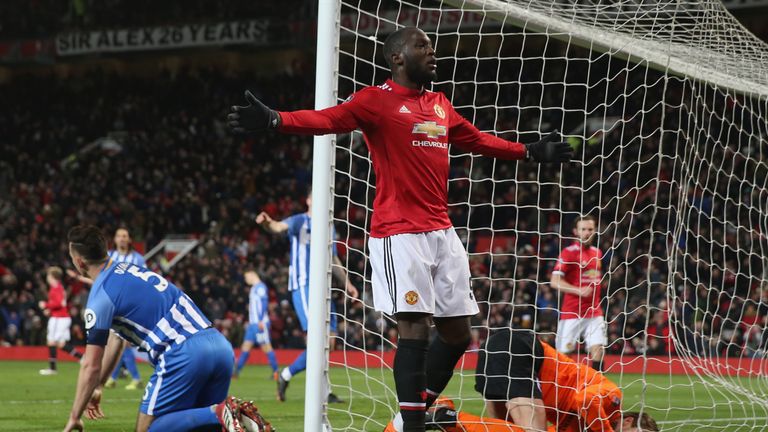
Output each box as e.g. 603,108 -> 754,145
228,90 -> 281,133
525,130 -> 573,163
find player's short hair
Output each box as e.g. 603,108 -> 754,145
243,266 -> 258,275
383,27 -> 416,68
575,214 -> 596,226
46,266 -> 63,281
68,225 -> 108,264
622,412 -> 660,431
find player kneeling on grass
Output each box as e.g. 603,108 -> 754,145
62,225 -> 273,432
407,329 -> 658,432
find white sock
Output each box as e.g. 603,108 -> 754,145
281,368 -> 293,382
392,412 -> 403,432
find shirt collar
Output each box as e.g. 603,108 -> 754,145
386,79 -> 425,97
572,241 -> 590,250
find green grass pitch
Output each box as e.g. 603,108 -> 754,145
1,361 -> 766,431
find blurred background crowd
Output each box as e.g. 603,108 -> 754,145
1,0 -> 767,363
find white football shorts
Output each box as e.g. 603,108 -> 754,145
369,227 -> 478,317
47,317 -> 72,343
556,316 -> 606,353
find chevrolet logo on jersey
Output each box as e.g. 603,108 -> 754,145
412,121 -> 447,139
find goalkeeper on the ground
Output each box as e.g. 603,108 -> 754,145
410,328 -> 659,432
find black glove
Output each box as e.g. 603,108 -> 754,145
525,130 -> 573,163
228,90 -> 281,133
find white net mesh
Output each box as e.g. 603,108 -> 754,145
326,0 -> 768,430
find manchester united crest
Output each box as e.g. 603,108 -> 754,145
434,104 -> 445,119
405,290 -> 419,305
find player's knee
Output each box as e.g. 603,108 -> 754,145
395,312 -> 431,340
434,316 -> 472,346
438,331 -> 471,348
589,344 -> 605,358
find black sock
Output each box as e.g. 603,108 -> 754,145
425,336 -> 469,408
592,359 -> 603,372
48,346 -> 57,370
394,338 -> 428,432
62,343 -> 82,359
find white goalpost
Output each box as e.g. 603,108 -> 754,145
307,0 -> 768,431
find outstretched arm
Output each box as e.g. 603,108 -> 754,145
228,90 -> 369,136
67,269 -> 94,285
449,107 -> 572,162
255,212 -> 289,234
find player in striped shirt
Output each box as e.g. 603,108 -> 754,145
62,225 -> 267,432
256,191 -> 358,402
71,228 -> 146,390
104,227 -> 146,390
233,269 -> 279,379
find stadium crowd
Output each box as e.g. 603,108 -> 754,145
1,16 -> 767,365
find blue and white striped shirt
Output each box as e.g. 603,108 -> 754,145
248,282 -> 269,325
284,213 -> 337,293
108,249 -> 146,266
84,260 -> 210,365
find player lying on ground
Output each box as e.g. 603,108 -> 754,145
63,225 -> 272,432
402,328 -> 658,432
410,397 -> 658,432
228,26 -> 572,432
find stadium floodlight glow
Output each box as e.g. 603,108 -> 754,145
307,0 -> 768,430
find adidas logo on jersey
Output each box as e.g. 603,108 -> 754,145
399,105 -> 411,114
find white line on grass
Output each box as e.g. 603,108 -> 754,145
6,398 -> 140,405
657,417 -> 768,425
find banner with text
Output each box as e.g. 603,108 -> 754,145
340,9 -> 496,36
56,20 -> 269,56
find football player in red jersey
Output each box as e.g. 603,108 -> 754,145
228,27 -> 573,432
39,266 -> 82,375
550,215 -> 607,371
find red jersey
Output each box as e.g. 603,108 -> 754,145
552,242 -> 603,319
279,79 -> 526,238
45,282 -> 69,318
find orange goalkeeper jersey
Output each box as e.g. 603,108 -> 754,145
538,341 -> 622,432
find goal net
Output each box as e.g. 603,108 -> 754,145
322,0 -> 768,430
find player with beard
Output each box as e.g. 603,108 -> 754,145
228,27 -> 573,432
550,215 -> 607,371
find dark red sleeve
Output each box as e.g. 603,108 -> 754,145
447,102 -> 527,160
278,89 -> 375,135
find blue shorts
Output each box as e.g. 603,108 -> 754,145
140,328 -> 234,416
292,288 -> 338,333
244,323 -> 271,346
